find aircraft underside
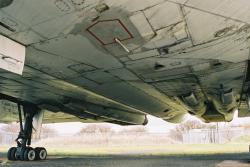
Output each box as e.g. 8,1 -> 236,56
1,0 -> 250,161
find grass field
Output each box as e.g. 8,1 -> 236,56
1,134 -> 250,157
1,144 -> 249,156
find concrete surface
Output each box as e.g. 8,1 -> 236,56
0,153 -> 250,167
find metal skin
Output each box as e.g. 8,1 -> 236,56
0,0 -> 13,9
1,0 -> 250,161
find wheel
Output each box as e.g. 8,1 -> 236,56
19,148 -> 26,161
23,147 -> 36,161
35,147 -> 47,160
34,147 -> 41,160
7,147 -> 17,161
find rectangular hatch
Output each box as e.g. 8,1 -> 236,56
0,35 -> 25,75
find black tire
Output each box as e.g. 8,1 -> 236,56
19,148 -> 26,161
35,147 -> 47,160
34,147 -> 41,160
7,147 -> 17,161
23,147 -> 36,161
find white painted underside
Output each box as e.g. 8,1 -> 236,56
0,35 -> 25,75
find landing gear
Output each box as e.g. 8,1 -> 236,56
7,104 -> 47,161
35,147 -> 47,160
7,147 -> 17,161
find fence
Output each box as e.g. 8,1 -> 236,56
0,130 -> 58,145
182,127 -> 245,144
0,128 -> 248,146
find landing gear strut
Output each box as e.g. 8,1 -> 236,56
7,104 -> 47,161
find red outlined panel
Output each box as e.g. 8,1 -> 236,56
86,19 -> 134,45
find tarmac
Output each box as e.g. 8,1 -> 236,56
0,153 -> 250,167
